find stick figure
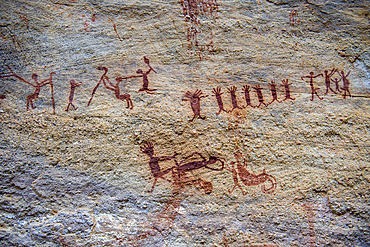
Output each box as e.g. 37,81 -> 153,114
104,76 -> 134,109
182,89 -> 208,122
65,80 -> 83,111
227,86 -> 243,112
337,70 -> 351,99
253,85 -> 268,107
281,79 -> 295,101
212,87 -> 228,115
242,85 -> 255,108
140,141 -> 177,193
0,66 -> 56,113
301,72 -> 323,101
323,68 -> 338,94
131,56 -> 157,94
330,77 -> 342,93
268,80 -> 281,105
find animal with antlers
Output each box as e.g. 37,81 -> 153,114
0,66 -> 56,114
212,87 -> 228,115
65,80 -> 83,111
242,84 -> 255,108
227,86 -> 243,112
281,79 -> 295,101
227,151 -> 276,195
182,89 -> 209,122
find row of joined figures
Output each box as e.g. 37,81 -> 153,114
140,141 -> 276,195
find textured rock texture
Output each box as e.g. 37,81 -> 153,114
0,0 -> 369,246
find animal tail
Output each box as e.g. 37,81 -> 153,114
261,174 -> 276,194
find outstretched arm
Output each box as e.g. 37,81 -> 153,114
345,70 -> 351,77
1,66 -> 36,86
313,73 -> 323,78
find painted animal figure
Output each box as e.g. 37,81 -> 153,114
182,89 -> 209,122
227,86 -> 243,112
212,87 -> 228,115
228,151 -> 276,194
242,84 -> 255,108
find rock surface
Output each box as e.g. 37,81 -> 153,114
0,0 -> 369,246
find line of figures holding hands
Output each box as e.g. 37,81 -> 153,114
0,57 -> 351,117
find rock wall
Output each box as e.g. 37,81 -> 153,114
0,0 -> 369,246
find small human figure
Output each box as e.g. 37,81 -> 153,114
102,76 -> 134,109
330,77 -> 342,93
301,72 -> 323,101
253,85 -> 268,107
226,160 -> 247,195
268,80 -> 281,105
281,79 -> 295,101
227,86 -> 243,112
65,80 -> 83,111
0,66 -> 56,113
130,56 -> 157,94
212,87 -> 228,115
323,68 -> 338,94
182,89 -> 208,122
242,85 -> 255,108
140,141 -> 177,193
337,70 -> 351,99
0,95 -> 5,106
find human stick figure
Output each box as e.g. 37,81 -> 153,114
103,76 -> 134,109
227,86 -> 243,112
0,66 -> 56,114
242,84 -> 255,108
182,89 -> 209,122
65,80 -> 83,111
323,68 -> 338,94
129,56 -> 157,94
140,141 -> 177,193
268,80 -> 281,105
281,79 -> 295,101
301,72 -> 323,101
337,70 -> 351,99
253,85 -> 268,107
330,77 -> 342,93
212,87 -> 228,115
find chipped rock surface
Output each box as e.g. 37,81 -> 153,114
0,0 -> 369,246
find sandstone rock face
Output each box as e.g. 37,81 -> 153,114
0,0 -> 369,246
